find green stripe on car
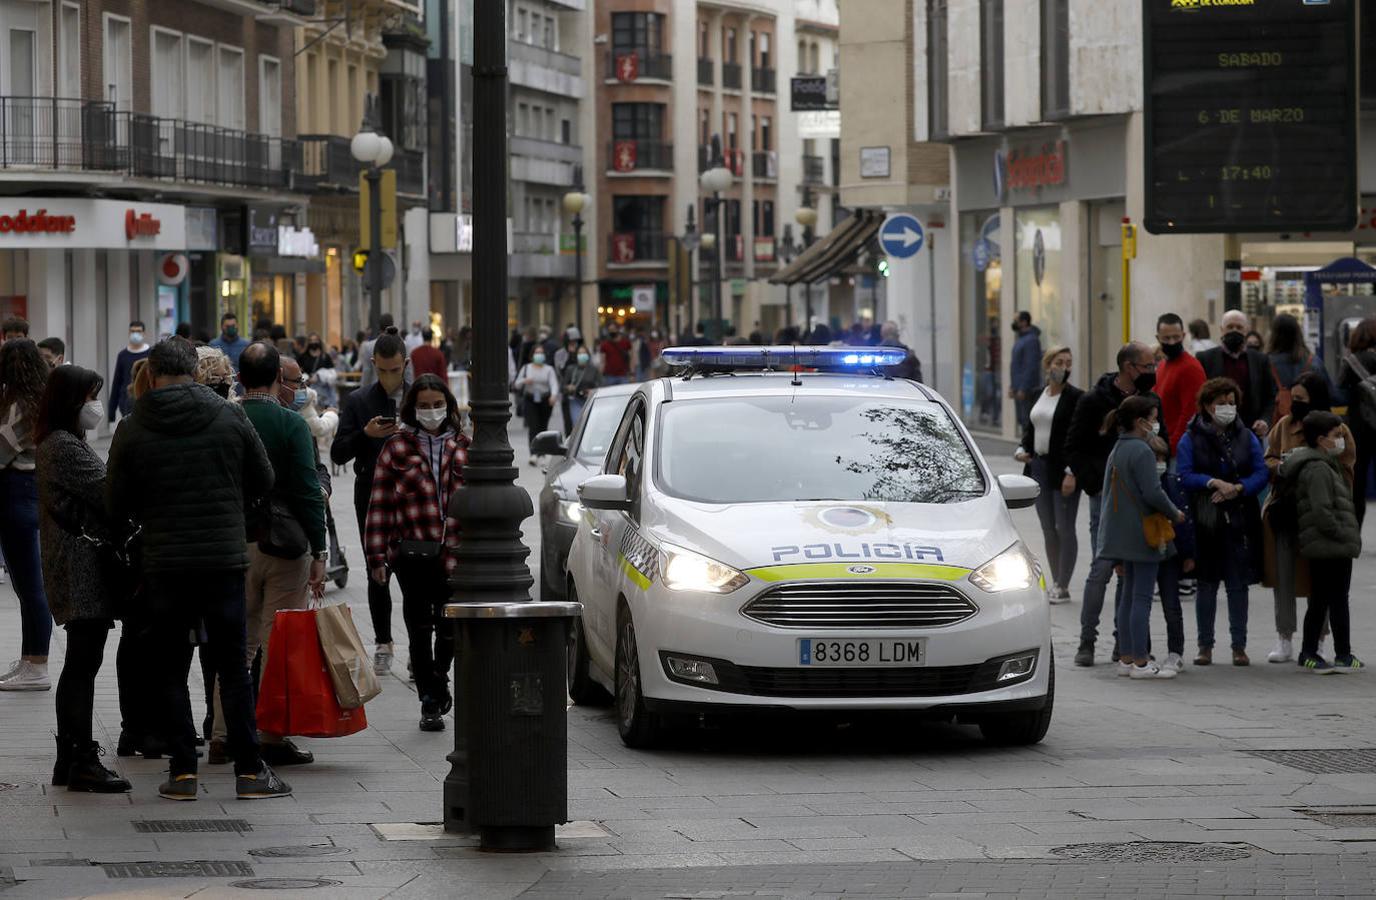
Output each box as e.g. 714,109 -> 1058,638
747,562 -> 972,582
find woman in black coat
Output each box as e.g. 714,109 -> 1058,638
1339,317 -> 1376,524
1015,347 -> 1083,601
35,366 -> 131,793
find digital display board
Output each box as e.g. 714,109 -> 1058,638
1143,0 -> 1358,235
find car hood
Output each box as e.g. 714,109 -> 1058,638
646,497 -> 1019,578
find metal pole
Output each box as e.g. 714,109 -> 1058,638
446,0 -> 541,844
713,193 -> 724,342
573,213 -> 583,337
367,166 -> 383,330
928,232 -> 937,389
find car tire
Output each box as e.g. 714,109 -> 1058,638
567,585 -> 610,706
614,606 -> 663,748
978,663 -> 1054,746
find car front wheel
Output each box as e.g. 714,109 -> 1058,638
614,606 -> 663,748
978,663 -> 1054,746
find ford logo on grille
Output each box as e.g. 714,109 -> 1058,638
847,564 -> 876,575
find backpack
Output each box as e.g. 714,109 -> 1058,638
1343,351 -> 1376,433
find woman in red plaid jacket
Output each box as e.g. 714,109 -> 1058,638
364,374 -> 469,732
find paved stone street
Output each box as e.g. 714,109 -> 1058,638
4,424 -> 1376,898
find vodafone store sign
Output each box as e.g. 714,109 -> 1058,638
0,199 -> 185,249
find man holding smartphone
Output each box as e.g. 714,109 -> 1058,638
331,332 -> 409,674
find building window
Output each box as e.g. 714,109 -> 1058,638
612,103 -> 665,140
761,116 -> 772,151
561,118 -> 571,144
259,56 -> 282,138
188,38 -> 216,126
516,9 -> 527,42
612,195 -> 665,234
58,2 -> 80,100
980,0 -> 1004,129
927,0 -> 949,138
700,21 -> 709,58
758,32 -> 771,69
724,27 -> 737,64
726,112 -> 738,151
797,40 -> 808,74
1041,0 -> 1070,118
753,200 -> 775,237
810,43 -> 820,75
217,46 -> 245,131
611,12 -> 665,55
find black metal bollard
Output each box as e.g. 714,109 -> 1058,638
442,601 -> 582,851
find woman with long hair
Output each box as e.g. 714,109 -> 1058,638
1014,347 -> 1082,601
34,365 -> 132,791
0,339 -> 53,691
364,375 -> 470,732
1339,318 -> 1376,523
1266,313 -> 1337,421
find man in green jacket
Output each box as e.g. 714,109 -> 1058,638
208,342 -> 328,768
1283,410 -> 1363,673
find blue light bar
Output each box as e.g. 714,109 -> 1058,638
660,345 -> 908,370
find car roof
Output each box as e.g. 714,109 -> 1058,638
651,372 -> 938,403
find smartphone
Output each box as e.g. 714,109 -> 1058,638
376,415 -> 397,426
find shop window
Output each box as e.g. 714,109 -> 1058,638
927,0 -> 949,138
1015,207 -> 1064,350
1041,0 -> 1070,119
960,212 -> 1002,429
980,0 -> 1004,130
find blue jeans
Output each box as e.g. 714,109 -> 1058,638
1196,551 -> 1249,650
1030,458 -> 1081,590
568,396 -> 586,430
1117,560 -> 1160,661
1157,557 -> 1185,656
0,469 -> 51,656
1080,497 -> 1124,648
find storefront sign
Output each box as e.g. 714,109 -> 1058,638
277,226 -> 319,258
791,76 -> 830,111
632,285 -> 655,312
160,253 -> 189,285
995,141 -> 1068,203
1143,0 -> 1358,233
245,207 -> 279,255
0,209 -> 76,235
798,110 -> 841,139
125,210 -> 162,239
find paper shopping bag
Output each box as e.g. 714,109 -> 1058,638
315,603 -> 382,709
255,609 -> 368,739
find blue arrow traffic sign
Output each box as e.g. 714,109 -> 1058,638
879,214 -> 925,259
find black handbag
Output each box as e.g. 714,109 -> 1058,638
251,497 -> 310,559
396,539 -> 443,562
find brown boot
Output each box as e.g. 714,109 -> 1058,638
1232,648 -> 1250,667
1194,647 -> 1212,666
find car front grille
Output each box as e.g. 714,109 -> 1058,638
741,581 -> 978,629
736,663 -> 986,698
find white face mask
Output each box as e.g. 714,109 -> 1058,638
79,400 -> 104,431
1329,437 -> 1346,456
129,332 -> 143,345
416,407 -> 448,431
1213,404 -> 1238,426
1155,461 -> 1168,476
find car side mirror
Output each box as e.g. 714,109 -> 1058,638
579,474 -> 631,511
531,430 -> 566,457
997,473 -> 1040,510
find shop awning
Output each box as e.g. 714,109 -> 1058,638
768,210 -> 884,286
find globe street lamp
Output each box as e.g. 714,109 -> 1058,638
562,190 -> 590,338
351,125 -> 394,334
794,203 -> 818,335
699,157 -> 733,342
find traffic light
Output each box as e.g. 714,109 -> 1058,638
877,258 -> 890,278
352,250 -> 369,273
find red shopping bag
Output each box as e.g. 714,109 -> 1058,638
255,609 -> 368,739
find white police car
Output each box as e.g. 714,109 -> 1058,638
566,347 -> 1052,748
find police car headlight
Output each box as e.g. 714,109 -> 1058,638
969,544 -> 1036,594
561,500 -> 582,523
660,544 -> 748,594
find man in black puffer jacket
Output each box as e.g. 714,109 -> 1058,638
107,337 -> 291,802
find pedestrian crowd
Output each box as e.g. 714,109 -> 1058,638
0,311 -> 472,800
1015,308 -> 1367,679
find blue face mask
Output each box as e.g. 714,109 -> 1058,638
291,388 -> 309,411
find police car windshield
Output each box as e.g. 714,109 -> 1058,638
658,395 -> 987,504
575,396 -> 627,464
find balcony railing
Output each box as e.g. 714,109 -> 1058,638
605,50 -> 673,81
297,134 -> 354,189
752,150 -> 777,180
722,62 -> 742,90
0,96 -> 300,190
752,67 -> 776,93
607,139 -> 673,172
608,230 -> 668,264
802,154 -> 825,185
725,233 -> 745,263
393,148 -> 424,196
698,58 -> 714,86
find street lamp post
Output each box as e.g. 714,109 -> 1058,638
698,230 -> 716,337
562,190 -> 589,338
794,203 -> 818,335
700,148 -> 733,343
777,224 -> 797,332
351,126 -> 394,332
679,204 -> 700,341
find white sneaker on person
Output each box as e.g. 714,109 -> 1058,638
0,660 -> 50,691
1116,661 -> 1133,677
1161,652 -> 1185,675
1130,661 -> 1172,679
0,565 -> 7,584
373,643 -> 394,676
1267,638 -> 1293,664
0,659 -> 21,681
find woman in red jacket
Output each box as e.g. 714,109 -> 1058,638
364,374 -> 469,732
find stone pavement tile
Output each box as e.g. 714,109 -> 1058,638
641,805 -> 818,820
607,839 -> 795,854
384,878 -> 534,900
674,819 -> 863,841
711,848 -> 911,866
741,815 -> 914,837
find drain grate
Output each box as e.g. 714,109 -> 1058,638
231,878 -> 342,890
1051,842 -> 1253,862
1299,810 -> 1376,827
103,861 -> 254,878
247,846 -> 351,859
133,819 -> 253,834
1246,749 -> 1376,774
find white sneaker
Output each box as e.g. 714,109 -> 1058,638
373,643 -> 394,676
1267,638 -> 1294,664
1161,652 -> 1185,675
1116,661 -> 1133,677
0,660 -> 50,691
1130,661 -> 1172,679
0,659 -> 21,681
0,565 -> 7,584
